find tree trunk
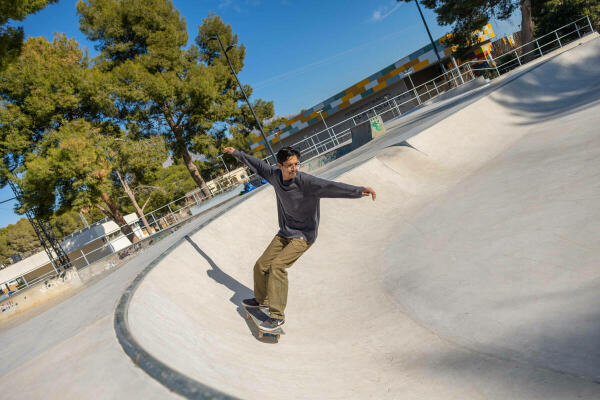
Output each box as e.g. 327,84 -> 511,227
115,170 -> 154,235
181,147 -> 212,198
520,0 -> 535,61
161,104 -> 212,199
99,191 -> 139,243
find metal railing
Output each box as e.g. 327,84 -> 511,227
466,16 -> 594,77
288,63 -> 476,163
282,16 -> 594,165
2,17 -> 594,301
1,173 -> 251,297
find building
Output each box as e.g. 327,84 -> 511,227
249,25 -> 496,156
0,213 -> 146,294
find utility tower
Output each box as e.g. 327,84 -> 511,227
7,180 -> 72,274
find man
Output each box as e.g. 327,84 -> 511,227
224,146 -> 376,331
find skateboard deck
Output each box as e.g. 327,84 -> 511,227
244,306 -> 284,340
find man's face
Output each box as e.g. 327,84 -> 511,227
277,155 -> 299,181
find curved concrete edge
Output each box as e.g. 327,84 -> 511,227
113,199 -> 253,400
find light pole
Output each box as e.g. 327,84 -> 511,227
413,0 -> 447,74
208,34 -> 278,164
217,154 -> 230,176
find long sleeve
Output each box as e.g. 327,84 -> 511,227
232,150 -> 276,182
303,174 -> 364,199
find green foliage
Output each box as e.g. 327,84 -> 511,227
0,0 -> 58,70
533,0 -> 600,37
20,120 -> 116,217
0,218 -> 40,264
77,2 -> 273,188
400,0 -> 520,57
131,163 -> 196,213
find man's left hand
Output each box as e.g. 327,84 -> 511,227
362,187 -> 376,201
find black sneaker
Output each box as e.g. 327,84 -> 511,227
242,298 -> 267,308
260,317 -> 285,331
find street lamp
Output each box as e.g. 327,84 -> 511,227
413,0 -> 447,74
208,34 -> 278,164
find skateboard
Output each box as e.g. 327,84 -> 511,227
244,305 -> 284,340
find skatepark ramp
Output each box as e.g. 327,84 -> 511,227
116,36 -> 600,399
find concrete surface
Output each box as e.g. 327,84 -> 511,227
0,32 -> 598,400
125,35 -> 600,399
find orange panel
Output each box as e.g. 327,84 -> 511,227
373,81 -> 387,92
412,59 -> 430,71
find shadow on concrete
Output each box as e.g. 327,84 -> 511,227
184,235 -> 252,318
492,45 -> 600,125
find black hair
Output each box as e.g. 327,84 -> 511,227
276,146 -> 301,164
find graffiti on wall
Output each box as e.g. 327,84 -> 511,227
1,300 -> 18,313
300,146 -> 352,172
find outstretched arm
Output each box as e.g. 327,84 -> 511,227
305,174 -> 376,200
224,147 -> 275,182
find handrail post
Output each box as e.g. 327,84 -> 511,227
587,15 -> 593,32
575,22 -> 581,38
451,57 -> 464,85
407,74 -> 421,105
468,63 -> 475,80
555,31 -> 562,47
514,49 -> 522,66
536,39 -> 543,57
392,97 -> 401,116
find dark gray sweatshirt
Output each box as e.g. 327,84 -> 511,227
233,150 -> 365,243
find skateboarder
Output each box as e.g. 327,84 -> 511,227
224,146 -> 376,331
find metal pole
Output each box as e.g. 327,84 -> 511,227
575,22 -> 581,38
407,74 -> 421,105
317,110 -> 338,146
211,34 -> 277,163
555,31 -> 562,47
468,63 -> 475,80
451,57 -> 464,84
536,39 -> 543,57
587,15 -> 593,32
414,0 -> 446,74
514,50 -> 522,66
81,249 -> 89,266
392,97 -> 402,116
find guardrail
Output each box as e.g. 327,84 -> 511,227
2,17 -> 594,300
465,16 -> 594,76
284,16 -> 594,164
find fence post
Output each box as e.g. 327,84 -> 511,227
588,15 -> 593,32
433,80 -> 440,95
514,50 -> 522,66
22,276 -> 30,288
407,74 -> 421,105
575,22 -> 581,38
392,98 -> 402,116
451,57 -> 464,85
81,249 -> 90,266
555,31 -> 562,47
468,63 -> 475,80
536,39 -> 543,57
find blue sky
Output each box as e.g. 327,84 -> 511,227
0,0 -> 522,228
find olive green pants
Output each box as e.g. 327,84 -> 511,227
253,235 -> 312,320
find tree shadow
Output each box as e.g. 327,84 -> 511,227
490,42 -> 600,125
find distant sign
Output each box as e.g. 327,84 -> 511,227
370,116 -> 386,138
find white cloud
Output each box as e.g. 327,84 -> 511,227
370,2 -> 401,23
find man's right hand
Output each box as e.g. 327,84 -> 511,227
223,147 -> 236,154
